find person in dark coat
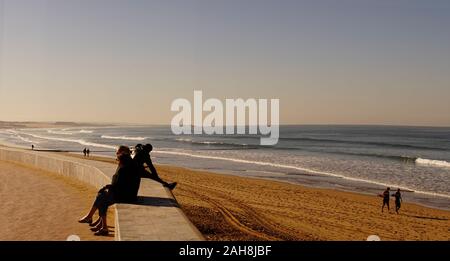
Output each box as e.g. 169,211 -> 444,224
392,188 -> 402,214
78,145 -> 140,236
381,187 -> 390,213
133,143 -> 177,190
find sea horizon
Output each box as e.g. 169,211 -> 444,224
3,121 -> 450,128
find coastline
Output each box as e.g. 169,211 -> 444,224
0,121 -> 108,130
2,124 -> 449,212
63,153 -> 450,241
1,135 -> 449,241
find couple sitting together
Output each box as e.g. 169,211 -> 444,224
78,143 -> 177,236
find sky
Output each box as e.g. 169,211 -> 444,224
0,0 -> 449,126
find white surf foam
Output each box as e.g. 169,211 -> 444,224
47,130 -> 74,135
416,158 -> 450,169
16,135 -> 36,144
101,135 -> 148,141
2,130 -> 39,144
18,132 -> 116,150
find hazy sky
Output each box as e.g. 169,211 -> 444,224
0,0 -> 449,126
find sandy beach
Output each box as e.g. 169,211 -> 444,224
0,160 -> 114,241
67,154 -> 450,241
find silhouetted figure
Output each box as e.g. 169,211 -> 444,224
31,145 -> 34,150
78,146 -> 140,236
83,148 -> 87,157
87,148 -> 90,157
392,188 -> 402,214
133,143 -> 177,190
381,187 -> 390,213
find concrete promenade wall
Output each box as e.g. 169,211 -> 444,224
0,146 -> 204,241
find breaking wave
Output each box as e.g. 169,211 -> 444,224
416,158 -> 450,169
101,135 -> 148,141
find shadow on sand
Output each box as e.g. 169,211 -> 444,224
120,196 -> 179,208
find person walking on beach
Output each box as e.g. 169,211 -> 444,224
83,148 -> 87,157
87,148 -> 90,157
78,145 -> 140,236
392,188 -> 402,214
381,187 -> 390,213
31,144 -> 34,150
133,143 -> 177,190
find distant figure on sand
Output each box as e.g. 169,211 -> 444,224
87,148 -> 90,157
78,145 -> 140,236
381,187 -> 390,213
31,144 -> 34,150
392,188 -> 402,214
83,148 -> 87,157
133,143 -> 177,190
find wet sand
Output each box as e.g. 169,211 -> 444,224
69,154 -> 450,241
0,160 -> 114,241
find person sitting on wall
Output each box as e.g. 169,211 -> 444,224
133,143 -> 177,190
78,145 -> 140,236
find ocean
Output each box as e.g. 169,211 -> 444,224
1,125 -> 449,210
